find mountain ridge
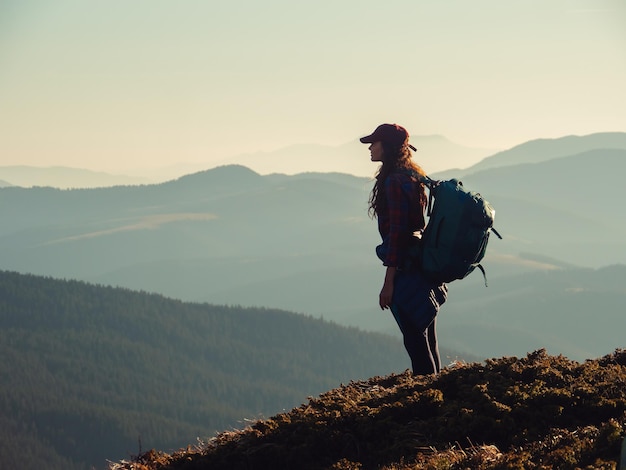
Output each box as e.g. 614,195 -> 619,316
466,131 -> 626,173
0,165 -> 152,189
213,134 -> 496,177
4,131 -> 624,189
0,133 -> 491,188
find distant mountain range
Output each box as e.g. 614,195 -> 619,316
0,134 -> 495,188
1,132 -> 625,361
467,132 -> 626,172
0,165 -> 152,189
212,134 -> 496,177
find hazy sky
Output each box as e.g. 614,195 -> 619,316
1,0 -> 625,173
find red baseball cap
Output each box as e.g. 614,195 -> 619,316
360,123 -> 417,150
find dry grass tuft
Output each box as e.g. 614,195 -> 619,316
111,349 -> 626,469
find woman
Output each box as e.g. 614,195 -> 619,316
361,123 -> 448,375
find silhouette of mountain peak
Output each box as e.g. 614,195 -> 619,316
166,164 -> 266,190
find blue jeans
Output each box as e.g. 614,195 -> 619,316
391,304 -> 440,375
389,268 -> 447,375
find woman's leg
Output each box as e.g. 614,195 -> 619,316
394,310 -> 436,375
427,317 -> 441,373
403,327 -> 437,375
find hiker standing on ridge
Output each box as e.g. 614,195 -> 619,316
361,123 -> 448,375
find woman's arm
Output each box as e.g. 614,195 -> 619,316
379,174 -> 410,309
379,265 -> 397,310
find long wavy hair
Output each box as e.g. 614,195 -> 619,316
368,142 -> 427,218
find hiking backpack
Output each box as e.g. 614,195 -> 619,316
409,174 -> 502,286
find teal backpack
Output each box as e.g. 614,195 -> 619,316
409,174 -> 502,286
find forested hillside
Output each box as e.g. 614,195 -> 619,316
0,270 -> 436,470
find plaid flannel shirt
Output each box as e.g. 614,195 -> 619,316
377,172 -> 426,267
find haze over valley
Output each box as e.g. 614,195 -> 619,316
2,132 -> 625,362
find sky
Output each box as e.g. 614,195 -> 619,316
1,0 -> 625,173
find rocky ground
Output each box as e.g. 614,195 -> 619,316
111,349 -> 626,469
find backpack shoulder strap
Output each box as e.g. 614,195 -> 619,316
414,173 -> 437,216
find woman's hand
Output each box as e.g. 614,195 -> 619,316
379,266 -> 397,310
379,282 -> 394,310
